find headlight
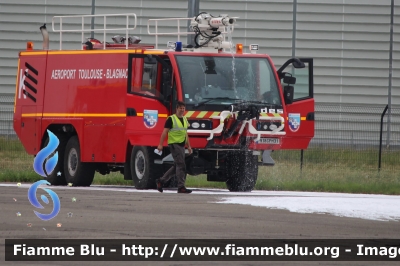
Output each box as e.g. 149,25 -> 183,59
256,121 -> 282,131
188,120 -> 212,130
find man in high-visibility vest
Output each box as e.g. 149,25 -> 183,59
156,101 -> 193,193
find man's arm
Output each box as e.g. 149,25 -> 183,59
157,128 -> 169,151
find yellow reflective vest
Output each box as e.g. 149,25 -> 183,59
168,114 -> 188,144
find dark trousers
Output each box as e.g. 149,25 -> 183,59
159,144 -> 186,188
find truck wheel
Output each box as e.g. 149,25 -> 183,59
226,151 -> 258,192
64,136 -> 95,186
42,133 -> 68,186
130,146 -> 163,189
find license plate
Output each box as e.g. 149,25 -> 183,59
257,138 -> 280,144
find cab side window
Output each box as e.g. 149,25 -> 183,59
130,57 -> 161,98
129,56 -> 172,100
142,59 -> 157,95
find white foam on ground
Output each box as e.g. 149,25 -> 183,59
216,194 -> 400,222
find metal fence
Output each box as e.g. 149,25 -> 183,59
314,104 -> 400,148
273,104 -> 400,172
1,95 -> 399,172
0,95 -> 16,139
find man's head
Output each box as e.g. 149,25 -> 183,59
175,101 -> 186,117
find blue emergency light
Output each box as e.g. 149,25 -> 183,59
175,41 -> 182,52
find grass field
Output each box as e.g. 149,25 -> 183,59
1,137 -> 400,194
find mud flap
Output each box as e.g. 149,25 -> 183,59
260,150 -> 275,166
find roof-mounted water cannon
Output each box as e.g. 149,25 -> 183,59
190,12 -> 236,50
197,13 -> 236,28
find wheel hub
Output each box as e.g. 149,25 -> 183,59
135,150 -> 145,180
68,148 -> 78,176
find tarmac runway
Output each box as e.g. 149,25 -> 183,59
1,183 -> 399,266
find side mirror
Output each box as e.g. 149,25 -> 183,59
283,75 -> 296,85
292,58 -> 305,68
277,57 -> 305,79
284,85 -> 294,104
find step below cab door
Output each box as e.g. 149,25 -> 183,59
278,58 -> 314,149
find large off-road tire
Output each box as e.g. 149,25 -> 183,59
226,151 -> 258,192
64,136 -> 95,186
42,132 -> 68,186
130,146 -> 163,189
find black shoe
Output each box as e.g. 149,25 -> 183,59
156,179 -> 163,193
177,187 -> 192,194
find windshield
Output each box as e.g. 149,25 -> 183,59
175,55 -> 281,107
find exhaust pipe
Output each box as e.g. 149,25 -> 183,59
40,24 -> 49,50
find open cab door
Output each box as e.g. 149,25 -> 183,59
278,58 -> 314,149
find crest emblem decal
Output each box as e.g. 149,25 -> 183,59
143,110 -> 158,129
288,113 -> 300,132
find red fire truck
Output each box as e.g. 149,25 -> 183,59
13,13 -> 314,191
